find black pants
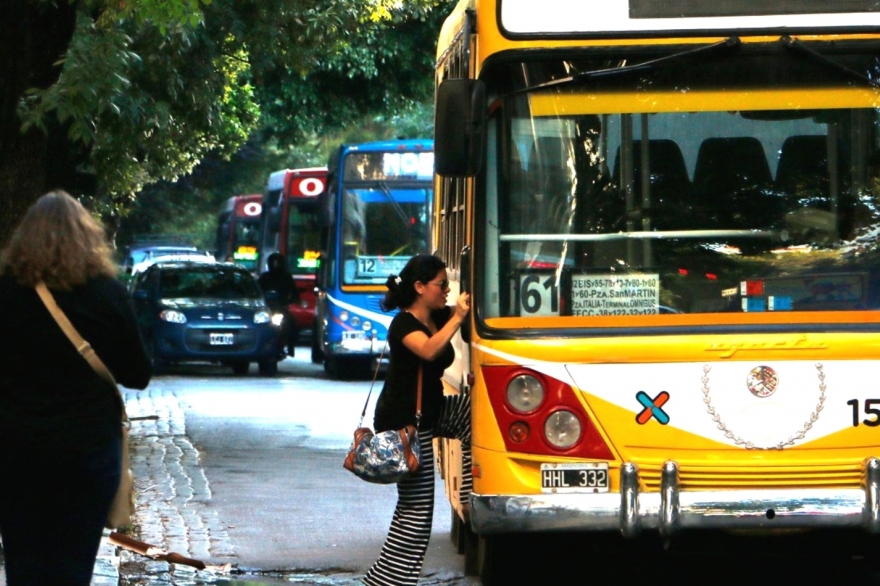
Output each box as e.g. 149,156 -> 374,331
0,435 -> 121,586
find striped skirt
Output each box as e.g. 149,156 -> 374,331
362,392 -> 472,586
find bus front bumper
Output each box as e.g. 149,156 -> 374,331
470,458 -> 880,537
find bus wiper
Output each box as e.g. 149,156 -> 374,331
509,36 -> 741,96
376,182 -> 412,229
780,36 -> 878,87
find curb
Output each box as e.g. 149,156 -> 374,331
93,538 -> 121,585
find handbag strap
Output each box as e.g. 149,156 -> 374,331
357,342 -> 423,429
35,282 -> 127,418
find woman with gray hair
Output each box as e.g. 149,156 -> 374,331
0,190 -> 151,585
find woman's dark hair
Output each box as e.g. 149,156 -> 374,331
381,254 -> 447,311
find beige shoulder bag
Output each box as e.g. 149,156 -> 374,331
35,281 -> 136,529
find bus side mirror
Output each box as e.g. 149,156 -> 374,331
315,252 -> 327,288
435,79 -> 486,178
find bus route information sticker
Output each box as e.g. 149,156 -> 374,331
570,274 -> 660,316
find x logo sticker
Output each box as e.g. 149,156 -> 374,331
635,391 -> 670,425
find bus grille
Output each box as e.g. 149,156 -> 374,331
637,463 -> 863,491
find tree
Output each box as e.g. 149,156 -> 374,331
1,0 -> 217,239
0,0 -> 451,245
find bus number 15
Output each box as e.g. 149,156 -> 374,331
848,399 -> 880,427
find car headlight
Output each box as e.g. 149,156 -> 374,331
159,309 -> 187,324
254,311 -> 271,324
506,374 -> 545,414
544,410 -> 582,449
270,313 -> 284,326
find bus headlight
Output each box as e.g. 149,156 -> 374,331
506,374 -> 545,414
339,310 -> 350,322
350,316 -> 361,327
544,410 -> 581,449
362,320 -> 372,331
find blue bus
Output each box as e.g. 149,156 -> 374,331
314,139 -> 434,377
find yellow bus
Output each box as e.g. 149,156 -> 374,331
433,0 -> 880,581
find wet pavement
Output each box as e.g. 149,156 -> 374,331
119,387 -> 369,586
0,382 -> 472,586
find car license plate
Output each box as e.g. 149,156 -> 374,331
541,462 -> 609,493
209,333 -> 234,345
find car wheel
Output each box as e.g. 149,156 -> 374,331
311,320 -> 324,363
231,362 -> 249,376
323,355 -> 339,377
258,359 -> 278,377
149,339 -> 168,375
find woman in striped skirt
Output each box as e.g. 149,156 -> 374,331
364,254 -> 471,586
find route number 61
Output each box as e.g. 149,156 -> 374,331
518,273 -> 559,316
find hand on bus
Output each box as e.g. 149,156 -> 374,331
455,292 -> 470,320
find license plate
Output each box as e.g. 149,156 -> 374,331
209,333 -> 234,345
541,462 -> 609,493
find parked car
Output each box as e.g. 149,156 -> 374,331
131,261 -> 282,376
121,244 -> 200,274
128,252 -> 216,281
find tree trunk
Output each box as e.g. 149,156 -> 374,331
0,0 -> 79,246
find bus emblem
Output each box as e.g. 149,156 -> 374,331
635,391 -> 670,425
746,366 -> 778,398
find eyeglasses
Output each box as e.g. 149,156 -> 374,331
427,279 -> 449,289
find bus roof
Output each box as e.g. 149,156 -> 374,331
446,0 -> 880,42
342,139 -> 433,153
222,193 -> 261,212
266,167 -> 327,192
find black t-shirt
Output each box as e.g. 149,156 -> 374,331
257,269 -> 298,311
373,307 -> 454,432
0,274 -> 152,454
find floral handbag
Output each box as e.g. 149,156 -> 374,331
344,353 -> 423,484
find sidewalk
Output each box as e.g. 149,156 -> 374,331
0,388 -> 232,586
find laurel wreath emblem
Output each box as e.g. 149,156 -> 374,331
701,363 -> 826,450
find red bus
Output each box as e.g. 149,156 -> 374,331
215,194 -> 262,271
259,168 -> 327,345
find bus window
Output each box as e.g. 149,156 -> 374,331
482,51 -> 880,319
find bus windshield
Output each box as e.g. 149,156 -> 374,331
482,44 -> 880,321
341,184 -> 431,285
286,199 -> 321,276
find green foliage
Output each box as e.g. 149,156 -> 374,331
10,0 -> 453,247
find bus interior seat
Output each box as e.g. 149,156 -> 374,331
776,135 -> 853,240
612,139 -> 691,229
692,136 -> 773,227
775,135 -> 838,204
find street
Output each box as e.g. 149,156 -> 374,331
118,347 -> 478,585
5,349 -> 880,585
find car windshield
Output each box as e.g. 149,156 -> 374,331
158,267 -> 262,299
